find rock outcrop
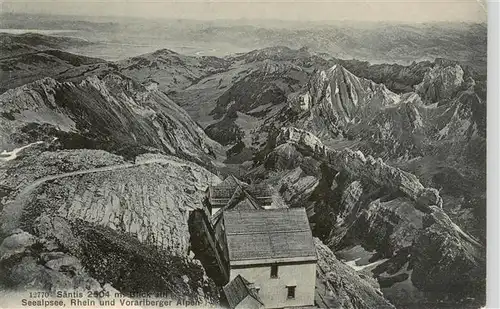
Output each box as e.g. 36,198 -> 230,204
276,127 -> 442,210
0,228 -> 104,292
410,207 -> 485,299
314,238 -> 395,309
415,59 -> 465,104
0,39 -> 487,309
263,127 -> 484,306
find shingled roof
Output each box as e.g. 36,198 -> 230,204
223,208 -> 317,264
212,188 -> 264,223
245,184 -> 273,198
223,275 -> 263,309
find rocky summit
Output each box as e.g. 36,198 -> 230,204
0,28 -> 486,309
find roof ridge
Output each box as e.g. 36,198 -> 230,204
227,275 -> 264,307
240,276 -> 264,306
226,207 -> 305,213
227,229 -> 311,235
241,190 -> 264,209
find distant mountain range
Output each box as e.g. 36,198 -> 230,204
1,12 -> 487,71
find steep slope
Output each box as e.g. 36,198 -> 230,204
0,73 -> 223,167
174,47 -> 333,163
337,57 -> 485,100
415,58 -> 469,104
314,238 -> 395,309
272,61 -> 486,241
0,149 -> 220,301
337,59 -> 434,94
348,82 -> 485,163
204,60 -> 310,149
345,69 -> 486,240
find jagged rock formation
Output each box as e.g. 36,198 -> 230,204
415,59 -> 466,104
293,65 -> 400,138
0,38 -> 487,309
253,127 -> 484,307
203,59 -> 310,149
410,207 -> 485,298
337,59 -> 434,94
274,61 -> 486,246
276,127 -> 442,210
172,46 -> 333,158
0,74 -> 223,166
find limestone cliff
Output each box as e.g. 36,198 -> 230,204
276,127 -> 441,210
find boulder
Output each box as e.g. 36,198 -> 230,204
0,230 -> 36,261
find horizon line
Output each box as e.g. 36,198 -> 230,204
0,11 -> 487,26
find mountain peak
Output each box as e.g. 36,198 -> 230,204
287,64 -> 400,138
415,60 -> 466,103
151,48 -> 179,56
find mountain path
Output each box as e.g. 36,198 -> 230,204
0,157 -> 192,235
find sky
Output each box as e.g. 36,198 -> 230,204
0,0 -> 487,23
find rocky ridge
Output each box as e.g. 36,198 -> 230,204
0,39 -> 487,308
276,127 -> 442,211
254,126 -> 484,307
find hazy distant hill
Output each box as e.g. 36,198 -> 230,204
0,13 -> 487,73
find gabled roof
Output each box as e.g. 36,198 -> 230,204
212,187 -> 264,224
223,208 -> 317,264
209,176 -> 248,201
235,197 -> 261,211
220,175 -> 244,187
223,275 -> 263,309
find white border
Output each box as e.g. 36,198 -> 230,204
487,1 -> 500,308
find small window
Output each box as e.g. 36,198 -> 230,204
287,286 -> 296,299
270,264 -> 278,278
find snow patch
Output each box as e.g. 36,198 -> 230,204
0,141 -> 43,162
345,258 -> 389,271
